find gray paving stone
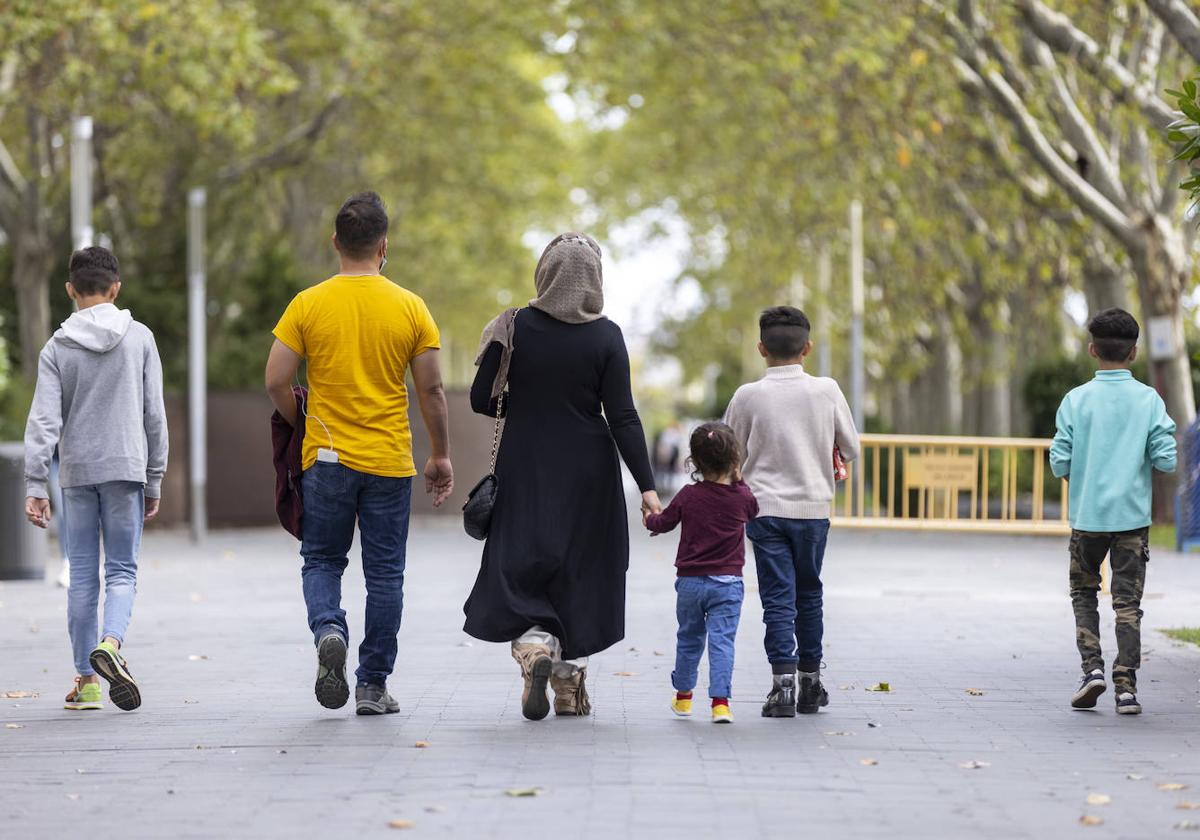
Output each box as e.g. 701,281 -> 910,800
1,520 -> 1198,839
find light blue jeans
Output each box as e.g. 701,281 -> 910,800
62,482 -> 144,675
672,575 -> 744,699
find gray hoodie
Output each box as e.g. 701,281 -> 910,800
24,303 -> 168,499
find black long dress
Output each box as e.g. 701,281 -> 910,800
462,308 -> 656,660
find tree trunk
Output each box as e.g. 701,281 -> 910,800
979,300 -> 1012,437
1081,242 -> 1128,315
930,313 -> 963,435
1129,213 -> 1194,522
12,226 -> 55,382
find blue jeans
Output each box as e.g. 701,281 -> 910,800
747,517 -> 829,673
672,576 -> 744,699
300,461 -> 412,686
62,482 -> 144,675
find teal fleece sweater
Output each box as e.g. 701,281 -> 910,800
1049,369 -> 1176,532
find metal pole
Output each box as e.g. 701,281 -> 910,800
187,188 -> 207,543
817,242 -> 833,379
849,199 -> 865,430
70,117 -> 93,250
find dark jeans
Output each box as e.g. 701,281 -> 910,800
747,516 -> 829,673
300,461 -> 412,686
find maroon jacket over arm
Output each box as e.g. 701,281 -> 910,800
645,480 -> 759,577
271,386 -> 307,540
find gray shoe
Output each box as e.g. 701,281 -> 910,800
315,633 -> 350,709
356,683 -> 399,715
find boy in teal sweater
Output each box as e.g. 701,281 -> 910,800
1050,308 -> 1176,716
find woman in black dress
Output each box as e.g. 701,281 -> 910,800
464,232 -> 661,721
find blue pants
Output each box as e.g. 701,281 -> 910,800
747,517 -> 829,673
62,482 -> 144,676
672,576 -> 744,699
300,461 -> 412,687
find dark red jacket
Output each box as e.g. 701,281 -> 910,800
271,387 -> 307,540
645,480 -> 759,576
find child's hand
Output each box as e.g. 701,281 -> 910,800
25,496 -> 50,529
144,498 -> 160,522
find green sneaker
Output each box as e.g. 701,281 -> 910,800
64,678 -> 103,711
89,641 -> 141,711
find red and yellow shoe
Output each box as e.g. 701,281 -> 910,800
711,698 -> 733,724
671,691 -> 693,717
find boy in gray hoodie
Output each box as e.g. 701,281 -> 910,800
24,246 -> 168,712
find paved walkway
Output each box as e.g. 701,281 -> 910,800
2,518 -> 1200,839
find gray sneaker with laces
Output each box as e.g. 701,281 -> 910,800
356,683 -> 400,715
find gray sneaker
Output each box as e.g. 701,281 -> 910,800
356,683 -> 400,715
314,633 -> 350,709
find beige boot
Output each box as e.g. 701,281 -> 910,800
511,643 -> 553,721
550,665 -> 592,716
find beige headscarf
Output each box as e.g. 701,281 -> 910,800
475,232 -> 605,400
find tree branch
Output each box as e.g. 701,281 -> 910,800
922,0 -> 1137,246
214,93 -> 344,184
1016,0 -> 1175,127
1145,0 -> 1200,65
1027,37 -> 1129,211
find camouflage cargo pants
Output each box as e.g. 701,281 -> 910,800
1068,528 -> 1149,694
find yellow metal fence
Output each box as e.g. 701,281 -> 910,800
832,433 -> 1069,536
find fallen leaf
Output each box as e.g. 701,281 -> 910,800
965,688 -> 984,696
183,699 -> 199,704
189,592 -> 203,603
824,731 -> 855,736
187,654 -> 209,661
613,671 -> 638,677
1079,815 -> 1103,826
1176,821 -> 1200,831
866,683 -> 890,692
457,641 -> 473,648
838,684 -> 855,690
278,750 -> 287,755
2,691 -> 37,699
414,741 -> 430,748
1127,774 -> 1146,781
959,760 -> 991,770
1086,793 -> 1112,806
387,819 -> 414,829
1178,803 -> 1200,811
859,758 -> 878,766
424,805 -> 446,814
4,723 -> 23,729
628,646 -> 638,652
221,550 -> 236,561
867,721 -> 881,728
653,651 -> 664,656
1162,784 -> 1191,792
66,794 -> 80,801
505,788 -> 542,797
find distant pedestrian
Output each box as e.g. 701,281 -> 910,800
463,232 -> 661,720
265,191 -> 453,716
724,306 -> 859,717
1050,308 -> 1176,715
645,422 -> 757,724
24,246 -> 168,712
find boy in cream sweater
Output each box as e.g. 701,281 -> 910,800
724,306 -> 859,718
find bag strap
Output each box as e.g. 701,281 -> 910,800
488,308 -> 518,475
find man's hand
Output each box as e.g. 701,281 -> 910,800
424,456 -> 454,507
145,498 -> 160,522
25,497 -> 50,529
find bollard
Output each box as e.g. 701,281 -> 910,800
0,443 -> 49,580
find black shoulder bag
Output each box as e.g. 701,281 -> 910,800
462,345 -> 511,540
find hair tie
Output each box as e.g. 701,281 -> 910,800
707,431 -> 714,438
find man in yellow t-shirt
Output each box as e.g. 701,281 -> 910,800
265,191 -> 453,716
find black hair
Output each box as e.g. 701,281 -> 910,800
1087,307 -> 1139,363
687,422 -> 742,482
68,246 -> 120,296
759,305 -> 811,359
335,191 -> 389,260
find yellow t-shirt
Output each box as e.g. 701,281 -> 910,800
272,274 -> 441,478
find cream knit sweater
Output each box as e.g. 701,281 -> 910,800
723,365 -> 860,520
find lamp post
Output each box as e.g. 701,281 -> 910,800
187,188 -> 207,543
